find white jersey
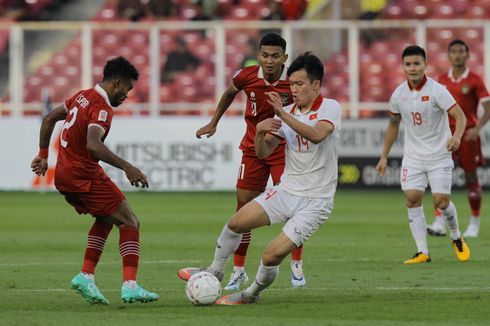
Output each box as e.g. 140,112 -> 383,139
273,96 -> 341,198
390,76 -> 457,163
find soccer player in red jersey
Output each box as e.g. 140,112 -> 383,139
31,57 -> 159,305
427,39 -> 490,238
195,33 -> 305,289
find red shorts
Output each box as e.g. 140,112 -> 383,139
452,136 -> 485,172
236,145 -> 285,192
60,175 -> 126,217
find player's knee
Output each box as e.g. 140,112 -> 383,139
405,198 -> 422,208
434,196 -> 450,210
261,250 -> 281,266
227,217 -> 246,234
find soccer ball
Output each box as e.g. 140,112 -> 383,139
185,271 -> 221,305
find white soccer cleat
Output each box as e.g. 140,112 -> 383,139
427,218 -> 447,237
291,260 -> 306,288
463,223 -> 479,238
224,268 -> 249,291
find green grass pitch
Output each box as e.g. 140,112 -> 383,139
1,190 -> 489,325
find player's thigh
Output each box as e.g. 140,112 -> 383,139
282,197 -> 333,247
400,160 -> 427,193
427,159 -> 453,195
236,188 -> 262,205
236,152 -> 269,192
262,232 -> 297,266
109,199 -> 139,228
456,138 -> 482,172
254,186 -> 293,226
228,200 -> 270,233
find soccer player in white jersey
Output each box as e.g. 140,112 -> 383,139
376,45 -> 470,264
178,52 -> 341,304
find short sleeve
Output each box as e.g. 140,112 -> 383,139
434,83 -> 457,111
389,91 -> 400,114
474,75 -> 490,102
232,69 -> 245,90
318,99 -> 341,130
88,105 -> 113,132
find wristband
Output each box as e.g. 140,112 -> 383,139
38,148 -> 48,159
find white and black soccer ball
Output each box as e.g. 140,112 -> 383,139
185,271 -> 221,305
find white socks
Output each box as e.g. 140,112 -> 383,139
407,206 -> 429,254
244,262 -> 279,297
208,225 -> 242,275
440,201 -> 461,240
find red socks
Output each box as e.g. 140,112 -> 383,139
291,245 -> 303,261
468,182 -> 482,217
119,226 -> 140,281
81,220 -> 113,275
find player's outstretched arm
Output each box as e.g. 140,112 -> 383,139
447,104 -> 466,152
196,83 -> 239,139
255,118 -> 282,159
87,125 -> 148,188
466,100 -> 490,141
31,105 -> 67,176
266,92 -> 333,144
376,114 -> 401,176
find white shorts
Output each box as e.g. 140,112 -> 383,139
254,186 -> 334,247
400,157 -> 454,194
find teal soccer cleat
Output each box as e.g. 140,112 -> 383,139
70,273 -> 109,305
121,282 -> 159,303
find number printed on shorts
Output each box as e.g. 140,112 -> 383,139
60,107 -> 79,148
295,134 -> 309,151
265,189 -> 277,200
402,167 -> 408,182
411,112 -> 422,126
237,163 -> 245,180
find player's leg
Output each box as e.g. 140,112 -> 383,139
464,171 -> 481,237
429,160 -> 470,262
268,148 -> 305,286
427,201 -> 446,236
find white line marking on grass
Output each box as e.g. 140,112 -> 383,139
377,286 -> 490,291
0,259 -> 202,267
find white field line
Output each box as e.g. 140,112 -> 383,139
8,286 -> 490,293
0,259 -> 203,267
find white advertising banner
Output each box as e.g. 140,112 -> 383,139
1,117 -> 489,191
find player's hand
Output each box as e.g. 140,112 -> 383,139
257,118 -> 282,133
265,92 -> 284,117
446,136 -> 461,152
376,157 -> 387,176
124,165 -> 149,188
31,156 -> 48,176
464,127 -> 479,142
196,122 -> 217,139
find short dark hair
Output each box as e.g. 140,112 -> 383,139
259,33 -> 286,52
287,52 -> 324,84
402,45 -> 426,61
103,56 -> 139,82
448,39 -> 469,52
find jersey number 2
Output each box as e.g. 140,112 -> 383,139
60,107 -> 79,148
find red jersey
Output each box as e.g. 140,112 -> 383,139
55,84 -> 114,192
438,68 -> 490,128
232,65 -> 292,152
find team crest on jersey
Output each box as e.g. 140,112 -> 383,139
279,93 -> 290,106
461,84 -> 470,94
309,113 -> 318,120
98,110 -> 108,122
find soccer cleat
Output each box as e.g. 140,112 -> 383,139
177,267 -> 224,282
463,223 -> 479,238
403,252 -> 431,264
291,261 -> 306,288
427,218 -> 447,237
215,291 -> 259,305
224,268 -> 249,291
121,282 -> 159,303
70,273 -> 109,305
451,238 -> 470,262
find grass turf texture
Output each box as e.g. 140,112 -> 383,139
1,190 -> 489,325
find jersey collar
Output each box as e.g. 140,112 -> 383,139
448,67 -> 469,83
95,84 -> 113,107
258,65 -> 288,86
290,95 -> 323,115
407,75 -> 427,91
